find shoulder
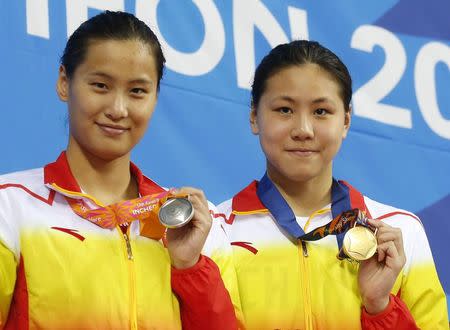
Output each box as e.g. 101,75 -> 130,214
0,167 -> 43,185
362,195 -> 437,269
0,168 -> 46,196
364,195 -> 420,224
0,167 -> 54,216
0,168 -> 44,258
216,198 -> 233,215
363,195 -> 426,242
216,180 -> 263,215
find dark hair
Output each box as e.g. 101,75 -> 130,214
61,11 -> 165,90
251,40 -> 352,111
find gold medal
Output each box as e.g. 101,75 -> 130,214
342,225 -> 378,261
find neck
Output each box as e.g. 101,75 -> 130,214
267,168 -> 333,217
66,139 -> 138,205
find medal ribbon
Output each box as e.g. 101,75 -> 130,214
300,208 -> 368,241
47,183 -> 187,240
256,173 -> 372,257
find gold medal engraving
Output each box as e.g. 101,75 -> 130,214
342,226 -> 377,261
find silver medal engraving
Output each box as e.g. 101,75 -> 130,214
158,198 -> 194,228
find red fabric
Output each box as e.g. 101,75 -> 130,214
171,255 -> 237,330
377,211 -> 421,222
44,151 -> 164,196
340,180 -> 372,218
230,241 -> 258,254
0,184 -> 55,206
211,211 -> 236,225
232,181 -> 267,213
5,255 -> 29,330
50,226 -> 86,241
44,152 -> 80,191
361,294 -> 418,330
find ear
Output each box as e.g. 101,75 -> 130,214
56,65 -> 69,102
250,106 -> 259,135
342,106 -> 352,139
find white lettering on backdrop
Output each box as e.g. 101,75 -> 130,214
24,1 -> 450,139
136,0 -> 225,76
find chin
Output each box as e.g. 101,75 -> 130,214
287,173 -> 318,183
284,165 -> 328,182
87,145 -> 131,162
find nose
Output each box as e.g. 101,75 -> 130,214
105,92 -> 128,120
291,113 -> 314,140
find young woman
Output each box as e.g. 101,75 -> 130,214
0,11 -> 237,329
216,40 -> 448,329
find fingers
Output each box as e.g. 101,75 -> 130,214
366,218 -> 384,229
175,187 -> 212,230
377,229 -> 404,256
376,241 -> 398,262
367,219 -> 405,256
376,241 -> 406,270
366,219 -> 406,268
176,187 -> 208,207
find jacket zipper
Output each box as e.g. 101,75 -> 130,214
301,240 -> 308,257
123,233 -> 133,260
299,240 -> 313,330
121,228 -> 138,330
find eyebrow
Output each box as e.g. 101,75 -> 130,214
270,95 -> 296,103
270,95 -> 336,106
88,72 -> 153,85
311,97 -> 335,105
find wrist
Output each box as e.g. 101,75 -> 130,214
363,295 -> 390,315
171,255 -> 200,270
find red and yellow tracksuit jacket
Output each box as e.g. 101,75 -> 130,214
0,152 -> 238,329
215,175 -> 448,329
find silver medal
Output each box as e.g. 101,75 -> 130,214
158,198 -> 194,228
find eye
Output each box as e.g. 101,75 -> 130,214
277,107 -> 293,115
130,88 -> 148,96
314,108 -> 329,116
91,82 -> 108,90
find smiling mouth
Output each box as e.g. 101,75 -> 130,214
96,123 -> 129,136
287,149 -> 317,157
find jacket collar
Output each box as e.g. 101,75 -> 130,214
44,151 -> 164,197
231,180 -> 268,215
231,173 -> 371,251
231,175 -> 369,217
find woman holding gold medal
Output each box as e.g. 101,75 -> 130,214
0,11 -> 238,329
216,40 -> 448,329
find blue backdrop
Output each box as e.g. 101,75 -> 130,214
1,0 -> 449,315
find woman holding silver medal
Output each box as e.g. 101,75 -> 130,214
0,11 -> 239,329
216,40 -> 448,329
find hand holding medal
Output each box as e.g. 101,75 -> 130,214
165,187 -> 213,269
357,219 -> 406,314
298,207 -> 406,314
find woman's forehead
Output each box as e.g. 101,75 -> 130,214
263,65 -> 342,98
74,39 -> 157,80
